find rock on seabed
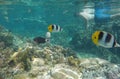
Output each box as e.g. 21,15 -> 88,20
51,68 -> 82,79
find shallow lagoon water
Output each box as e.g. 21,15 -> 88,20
0,0 -> 120,62
0,1 -> 120,78
0,0 -> 83,36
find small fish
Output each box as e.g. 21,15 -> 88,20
46,32 -> 51,39
48,24 -> 62,32
92,31 -> 120,48
33,36 -> 47,44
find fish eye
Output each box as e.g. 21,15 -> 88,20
94,36 -> 96,39
48,27 -> 50,29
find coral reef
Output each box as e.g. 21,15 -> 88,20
8,46 -> 33,71
0,25 -> 14,48
0,25 -> 120,79
0,42 -> 120,79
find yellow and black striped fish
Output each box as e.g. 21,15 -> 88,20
48,24 -> 62,32
92,31 -> 120,48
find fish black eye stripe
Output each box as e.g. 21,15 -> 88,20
98,31 -> 103,40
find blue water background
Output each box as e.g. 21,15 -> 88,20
0,0 -> 85,37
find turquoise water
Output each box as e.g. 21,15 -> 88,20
0,0 -> 120,63
0,0 -> 84,37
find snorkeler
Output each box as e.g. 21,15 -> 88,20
79,0 -> 120,28
79,2 -> 95,29
94,0 -> 110,24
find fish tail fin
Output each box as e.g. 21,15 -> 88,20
61,28 -> 63,31
60,28 -> 63,32
115,43 -> 120,47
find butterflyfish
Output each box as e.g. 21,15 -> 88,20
48,24 -> 62,32
92,31 -> 120,48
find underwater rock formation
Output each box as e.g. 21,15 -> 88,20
51,67 -> 82,79
0,25 -> 14,48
